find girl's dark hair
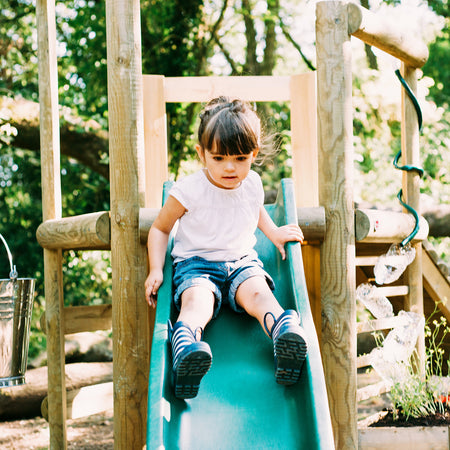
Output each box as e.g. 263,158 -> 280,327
198,97 -> 261,156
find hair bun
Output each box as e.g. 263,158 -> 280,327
228,99 -> 244,113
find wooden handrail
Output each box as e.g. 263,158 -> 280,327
36,211 -> 110,250
347,3 -> 429,68
355,209 -> 428,243
139,206 -> 326,244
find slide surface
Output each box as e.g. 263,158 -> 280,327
147,178 -> 334,450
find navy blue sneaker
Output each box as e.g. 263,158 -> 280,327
168,321 -> 212,399
264,310 -> 308,385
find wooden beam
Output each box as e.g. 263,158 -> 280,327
139,206 -> 325,244
105,0 -> 150,447
356,315 -> 409,334
316,2 -> 357,447
355,209 -> 428,243
36,0 -> 67,447
290,72 -> 318,207
143,75 -> 168,208
422,250 -> 450,322
36,212 -> 110,250
159,75 -> 292,103
355,256 -> 379,266
357,381 -> 390,402
40,305 -> 112,335
347,3 -> 429,68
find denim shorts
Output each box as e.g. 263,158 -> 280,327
172,255 -> 275,318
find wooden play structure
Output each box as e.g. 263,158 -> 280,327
34,0 -> 450,448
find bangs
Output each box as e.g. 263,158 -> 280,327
202,110 -> 259,156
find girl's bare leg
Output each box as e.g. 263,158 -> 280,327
177,285 -> 215,339
235,276 -> 284,335
236,275 -> 307,385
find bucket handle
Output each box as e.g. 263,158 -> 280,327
0,233 -> 18,280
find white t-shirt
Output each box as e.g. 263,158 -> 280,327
170,169 -> 264,262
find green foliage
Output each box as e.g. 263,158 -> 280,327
1,0 -> 449,361
0,146 -> 111,358
387,311 -> 450,421
0,0 -> 39,100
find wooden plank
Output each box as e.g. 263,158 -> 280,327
63,305 -> 112,334
355,256 -> 379,266
356,315 -> 409,334
316,2 -> 357,448
303,245 -> 322,345
355,209 -> 428,243
359,427 -> 449,450
356,353 -> 372,369
347,3 -> 429,68
377,285 -> 409,297
36,0 -> 67,447
290,72 -> 318,207
142,75 -> 168,208
422,250 -> 450,322
105,0 -> 150,447
161,75 -> 292,103
357,381 -> 390,402
36,212 -> 111,250
40,305 -> 112,334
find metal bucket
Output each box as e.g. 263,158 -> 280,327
0,234 -> 35,388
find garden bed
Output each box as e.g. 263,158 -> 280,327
358,408 -> 450,450
359,426 -> 449,450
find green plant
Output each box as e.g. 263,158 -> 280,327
385,309 -> 450,421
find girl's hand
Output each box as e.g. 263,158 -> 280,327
145,269 -> 164,308
272,224 -> 304,260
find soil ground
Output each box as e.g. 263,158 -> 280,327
1,369 -> 446,447
0,410 -> 113,449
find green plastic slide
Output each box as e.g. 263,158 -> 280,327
147,178 -> 335,449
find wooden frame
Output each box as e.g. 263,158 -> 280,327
34,1 -> 430,448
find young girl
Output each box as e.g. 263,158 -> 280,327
145,97 -> 308,399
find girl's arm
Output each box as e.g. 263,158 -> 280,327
145,195 -> 186,307
257,206 -> 304,260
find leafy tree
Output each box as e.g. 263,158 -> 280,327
1,0 -> 450,359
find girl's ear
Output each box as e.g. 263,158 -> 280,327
196,144 -> 206,164
251,147 -> 260,162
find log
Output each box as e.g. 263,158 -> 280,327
316,2 -> 357,447
41,382 -> 113,421
355,209 -> 428,243
0,362 -> 112,420
347,3 -> 429,68
36,211 -> 111,250
139,206 -> 327,243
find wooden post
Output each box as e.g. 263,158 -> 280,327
400,63 -> 425,367
290,72 -> 322,337
290,72 -> 318,208
105,0 -> 149,447
316,2 -> 356,448
143,76 -> 168,208
36,0 -> 67,448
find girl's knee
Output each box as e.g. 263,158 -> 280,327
180,286 -> 215,309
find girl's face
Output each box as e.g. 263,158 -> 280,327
196,144 -> 259,190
